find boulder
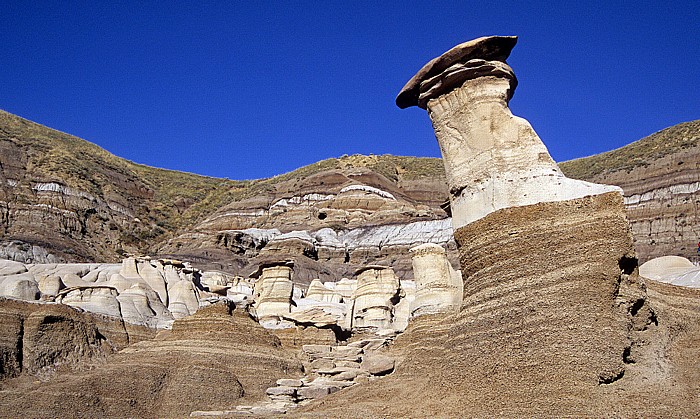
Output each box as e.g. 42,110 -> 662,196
396,35 -> 519,109
57,287 -> 122,318
167,279 -> 199,319
38,274 -> 64,298
0,273 -> 39,300
360,353 -> 395,376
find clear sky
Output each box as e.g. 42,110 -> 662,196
3,1 -> 699,180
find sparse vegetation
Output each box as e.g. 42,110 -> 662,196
560,120 -> 699,179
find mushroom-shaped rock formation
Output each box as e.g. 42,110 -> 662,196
398,35 -> 620,229
299,36 -> 662,417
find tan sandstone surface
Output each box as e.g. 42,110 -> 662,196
0,302 -> 303,417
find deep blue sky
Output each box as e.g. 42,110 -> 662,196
3,2 -> 699,180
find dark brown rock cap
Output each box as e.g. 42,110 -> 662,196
396,36 -> 518,109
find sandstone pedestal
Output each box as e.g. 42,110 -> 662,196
352,266 -> 400,330
409,243 -> 462,317
252,264 -> 294,328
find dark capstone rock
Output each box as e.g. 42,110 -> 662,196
396,35 -> 517,109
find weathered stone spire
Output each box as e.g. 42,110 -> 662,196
397,35 -> 620,230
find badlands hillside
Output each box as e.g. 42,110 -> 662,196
1,108 -> 698,282
561,119 -> 700,262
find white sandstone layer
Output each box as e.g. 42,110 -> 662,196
427,76 -> 620,229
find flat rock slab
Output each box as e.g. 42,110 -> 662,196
396,35 -> 518,108
332,346 -> 363,356
309,358 -> 335,370
276,378 -> 304,387
297,385 -> 330,400
334,360 -> 361,368
250,405 -> 289,415
266,386 -> 296,396
361,353 -> 395,375
347,338 -> 388,351
317,366 -> 360,375
336,369 -> 368,381
302,344 -> 333,353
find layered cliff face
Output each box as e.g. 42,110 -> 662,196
561,120 -> 700,262
155,154 -> 454,282
0,109 -> 231,263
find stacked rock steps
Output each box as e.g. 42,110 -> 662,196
190,330 -> 398,417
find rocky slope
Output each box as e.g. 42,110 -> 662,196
0,109 -> 232,263
0,302 -> 303,417
299,279 -> 700,417
561,119 -> 700,262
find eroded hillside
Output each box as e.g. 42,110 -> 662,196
0,110 -> 235,262
561,119 -> 700,262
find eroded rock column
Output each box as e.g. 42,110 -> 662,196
252,263 -> 294,328
409,243 -> 462,317
397,36 -> 620,229
395,36 -> 653,401
352,266 -> 400,330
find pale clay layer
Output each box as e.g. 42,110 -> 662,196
427,76 -> 620,229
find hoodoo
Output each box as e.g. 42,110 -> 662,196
393,34 -> 652,413
398,35 -> 620,229
300,36 -> 675,417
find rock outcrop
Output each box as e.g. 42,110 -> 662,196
409,243 -> 462,317
0,302 -> 303,417
352,266 -> 402,330
0,297 -> 154,380
252,263 -> 295,328
0,257 -> 212,329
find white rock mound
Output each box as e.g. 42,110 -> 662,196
639,256 -> 700,288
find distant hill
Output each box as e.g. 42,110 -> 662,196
561,120 -> 700,261
0,110 -> 450,281
0,109 -> 238,262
